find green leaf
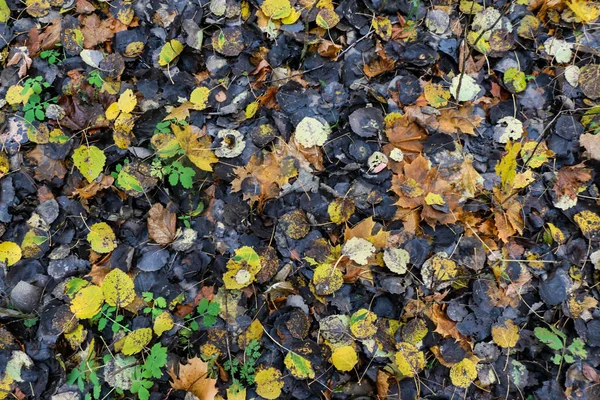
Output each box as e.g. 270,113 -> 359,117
534,327 -> 563,350
0,0 -> 9,23
550,354 -> 562,365
197,298 -> 209,313
207,301 -> 220,316
567,338 -> 587,359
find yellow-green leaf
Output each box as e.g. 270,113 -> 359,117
102,269 -> 135,308
70,285 -> 104,319
255,368 -> 284,399
158,40 -> 184,67
424,192 -> 445,206
331,345 -> 358,371
0,0 -> 9,23
87,222 -> 117,253
73,145 -> 106,183
284,352 -> 315,379
350,308 -> 377,339
260,0 -> 292,20
153,312 -> 175,336
0,242 -> 22,266
121,328 -> 152,355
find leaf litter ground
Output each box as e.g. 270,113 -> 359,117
0,0 -> 600,399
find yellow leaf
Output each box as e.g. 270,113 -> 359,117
350,308 -> 377,339
280,7 -> 301,24
312,264 -> 343,295
70,285 -> 104,319
121,328 -> 152,355
424,192 -> 445,206
284,352 -> 315,379
574,210 -> 600,240
491,319 -> 520,348
394,342 -> 425,377
6,85 -> 30,105
0,373 -> 14,400
154,312 -> 175,336
328,198 -> 354,224
238,319 -> 264,348
158,40 -> 184,67
495,141 -> 521,192
255,368 -> 284,399
316,9 -> 340,29
331,345 -> 358,371
260,0 -> 292,19
0,241 -> 22,266
227,386 -> 246,400
87,222 -> 117,253
190,87 -> 210,111
372,16 -> 392,40
64,324 -> 87,349
117,89 -> 137,114
566,0 -> 600,24
424,82 -> 450,108
245,101 -> 260,119
105,102 -> 121,120
172,124 -> 218,172
547,223 -> 565,244
102,269 -> 135,308
450,358 -> 477,388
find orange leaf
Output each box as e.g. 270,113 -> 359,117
168,357 -> 218,400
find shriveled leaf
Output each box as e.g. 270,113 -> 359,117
148,203 -> 177,245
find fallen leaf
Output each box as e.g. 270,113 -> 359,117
147,203 -> 177,245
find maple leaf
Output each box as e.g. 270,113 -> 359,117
424,304 -> 470,347
492,188 -> 524,243
364,48 -> 395,78
436,106 -> 484,136
172,124 -> 218,172
343,217 -> 389,249
168,357 -> 218,400
391,155 -> 462,228
80,15 -> 127,49
231,140 -> 310,204
553,163 -> 592,208
383,113 -> 428,160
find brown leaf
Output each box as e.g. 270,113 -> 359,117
80,14 -> 127,49
148,203 -> 177,245
580,133 -> 600,161
364,49 -> 395,78
73,174 -> 114,200
376,369 -> 391,399
26,146 -> 67,182
384,114 -> 428,157
493,188 -> 524,243
553,163 -> 592,203
436,106 -> 484,135
168,358 -> 218,400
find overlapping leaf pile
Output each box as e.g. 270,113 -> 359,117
0,0 -> 600,398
